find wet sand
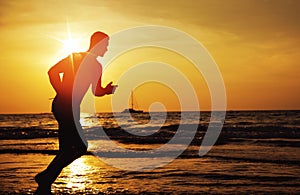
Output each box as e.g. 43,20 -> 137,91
1,143 -> 299,194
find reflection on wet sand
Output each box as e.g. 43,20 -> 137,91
65,158 -> 91,191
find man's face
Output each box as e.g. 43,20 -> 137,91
98,39 -> 109,57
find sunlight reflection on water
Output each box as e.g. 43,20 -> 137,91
65,158 -> 91,191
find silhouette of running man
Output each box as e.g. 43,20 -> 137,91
35,31 -> 116,194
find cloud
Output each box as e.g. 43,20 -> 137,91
97,0 -> 300,41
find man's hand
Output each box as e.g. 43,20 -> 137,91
104,82 -> 118,95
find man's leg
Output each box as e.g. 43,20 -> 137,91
35,145 -> 87,185
35,121 -> 87,192
34,146 -> 87,194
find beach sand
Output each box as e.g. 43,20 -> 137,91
1,142 -> 299,194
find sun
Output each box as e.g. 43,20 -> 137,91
62,24 -> 83,54
47,22 -> 86,56
62,38 -> 81,54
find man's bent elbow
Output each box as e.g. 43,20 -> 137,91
48,67 -> 54,76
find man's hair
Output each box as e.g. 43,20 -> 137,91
89,31 -> 109,50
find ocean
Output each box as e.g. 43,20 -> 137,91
0,110 -> 299,194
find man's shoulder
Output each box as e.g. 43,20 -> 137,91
57,53 -> 84,64
56,55 -> 71,64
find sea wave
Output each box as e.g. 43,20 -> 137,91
0,127 -> 57,140
1,148 -> 299,167
1,124 -> 299,150
1,123 -> 299,138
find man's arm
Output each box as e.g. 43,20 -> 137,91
92,74 -> 117,97
48,60 -> 65,95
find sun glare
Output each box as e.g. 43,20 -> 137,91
47,22 -> 86,56
63,38 -> 80,54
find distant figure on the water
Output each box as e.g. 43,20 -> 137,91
34,31 -> 117,194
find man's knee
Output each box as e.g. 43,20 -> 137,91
74,144 -> 88,157
79,145 -> 88,155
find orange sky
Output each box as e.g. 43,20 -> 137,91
0,0 -> 299,113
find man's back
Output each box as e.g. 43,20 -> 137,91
57,53 -> 85,99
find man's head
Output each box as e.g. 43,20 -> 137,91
88,31 -> 109,56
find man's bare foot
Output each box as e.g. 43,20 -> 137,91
34,185 -> 52,195
34,171 -> 52,195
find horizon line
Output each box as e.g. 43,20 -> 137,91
1,109 -> 300,115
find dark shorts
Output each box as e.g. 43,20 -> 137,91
52,97 -> 88,152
